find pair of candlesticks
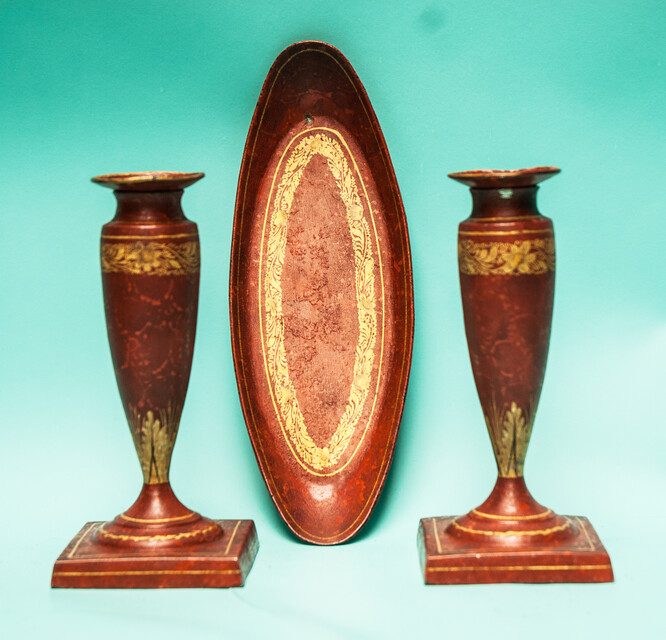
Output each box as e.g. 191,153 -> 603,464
50,166 -> 612,589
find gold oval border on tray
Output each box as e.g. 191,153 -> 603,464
258,126 -> 385,477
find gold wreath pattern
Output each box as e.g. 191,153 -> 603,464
263,132 -> 377,472
101,241 -> 200,276
459,238 -> 555,276
127,402 -> 182,484
484,398 -> 535,477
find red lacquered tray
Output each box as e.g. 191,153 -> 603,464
230,41 -> 414,544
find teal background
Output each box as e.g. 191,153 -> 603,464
1,1 -> 664,637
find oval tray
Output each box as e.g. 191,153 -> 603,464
230,41 -> 414,544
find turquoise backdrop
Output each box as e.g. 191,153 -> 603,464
1,1 -> 664,637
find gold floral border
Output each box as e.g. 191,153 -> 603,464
262,132 -> 377,472
459,238 -> 555,276
101,241 -> 199,276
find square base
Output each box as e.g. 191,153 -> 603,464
52,519 -> 258,588
418,516 -> 613,584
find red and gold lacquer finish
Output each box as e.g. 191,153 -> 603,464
418,167 -> 613,584
230,42 -> 414,544
52,172 -> 258,588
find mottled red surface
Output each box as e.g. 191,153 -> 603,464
102,188 -> 198,445
418,167 -> 612,583
52,173 -> 258,587
460,196 -> 554,454
231,42 -> 413,544
281,156 -> 358,441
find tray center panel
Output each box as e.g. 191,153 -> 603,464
282,152 -> 358,442
259,127 -> 383,475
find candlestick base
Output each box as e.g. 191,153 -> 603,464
418,515 -> 613,584
52,519 -> 258,588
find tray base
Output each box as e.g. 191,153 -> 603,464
418,515 -> 613,584
52,519 -> 258,588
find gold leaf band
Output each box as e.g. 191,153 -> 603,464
101,240 -> 200,276
459,238 -> 555,276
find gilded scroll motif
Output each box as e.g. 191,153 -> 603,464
101,241 -> 200,276
484,399 -> 535,477
458,238 -> 555,276
263,132 -> 377,471
128,403 -> 181,484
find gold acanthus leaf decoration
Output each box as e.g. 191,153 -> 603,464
128,403 -> 181,484
484,399 -> 535,477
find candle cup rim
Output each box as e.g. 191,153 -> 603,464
92,171 -> 205,191
448,166 -> 560,188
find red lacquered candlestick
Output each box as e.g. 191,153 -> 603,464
52,172 -> 258,588
418,167 -> 613,584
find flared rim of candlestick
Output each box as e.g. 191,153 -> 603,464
448,166 -> 560,189
91,171 -> 205,191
